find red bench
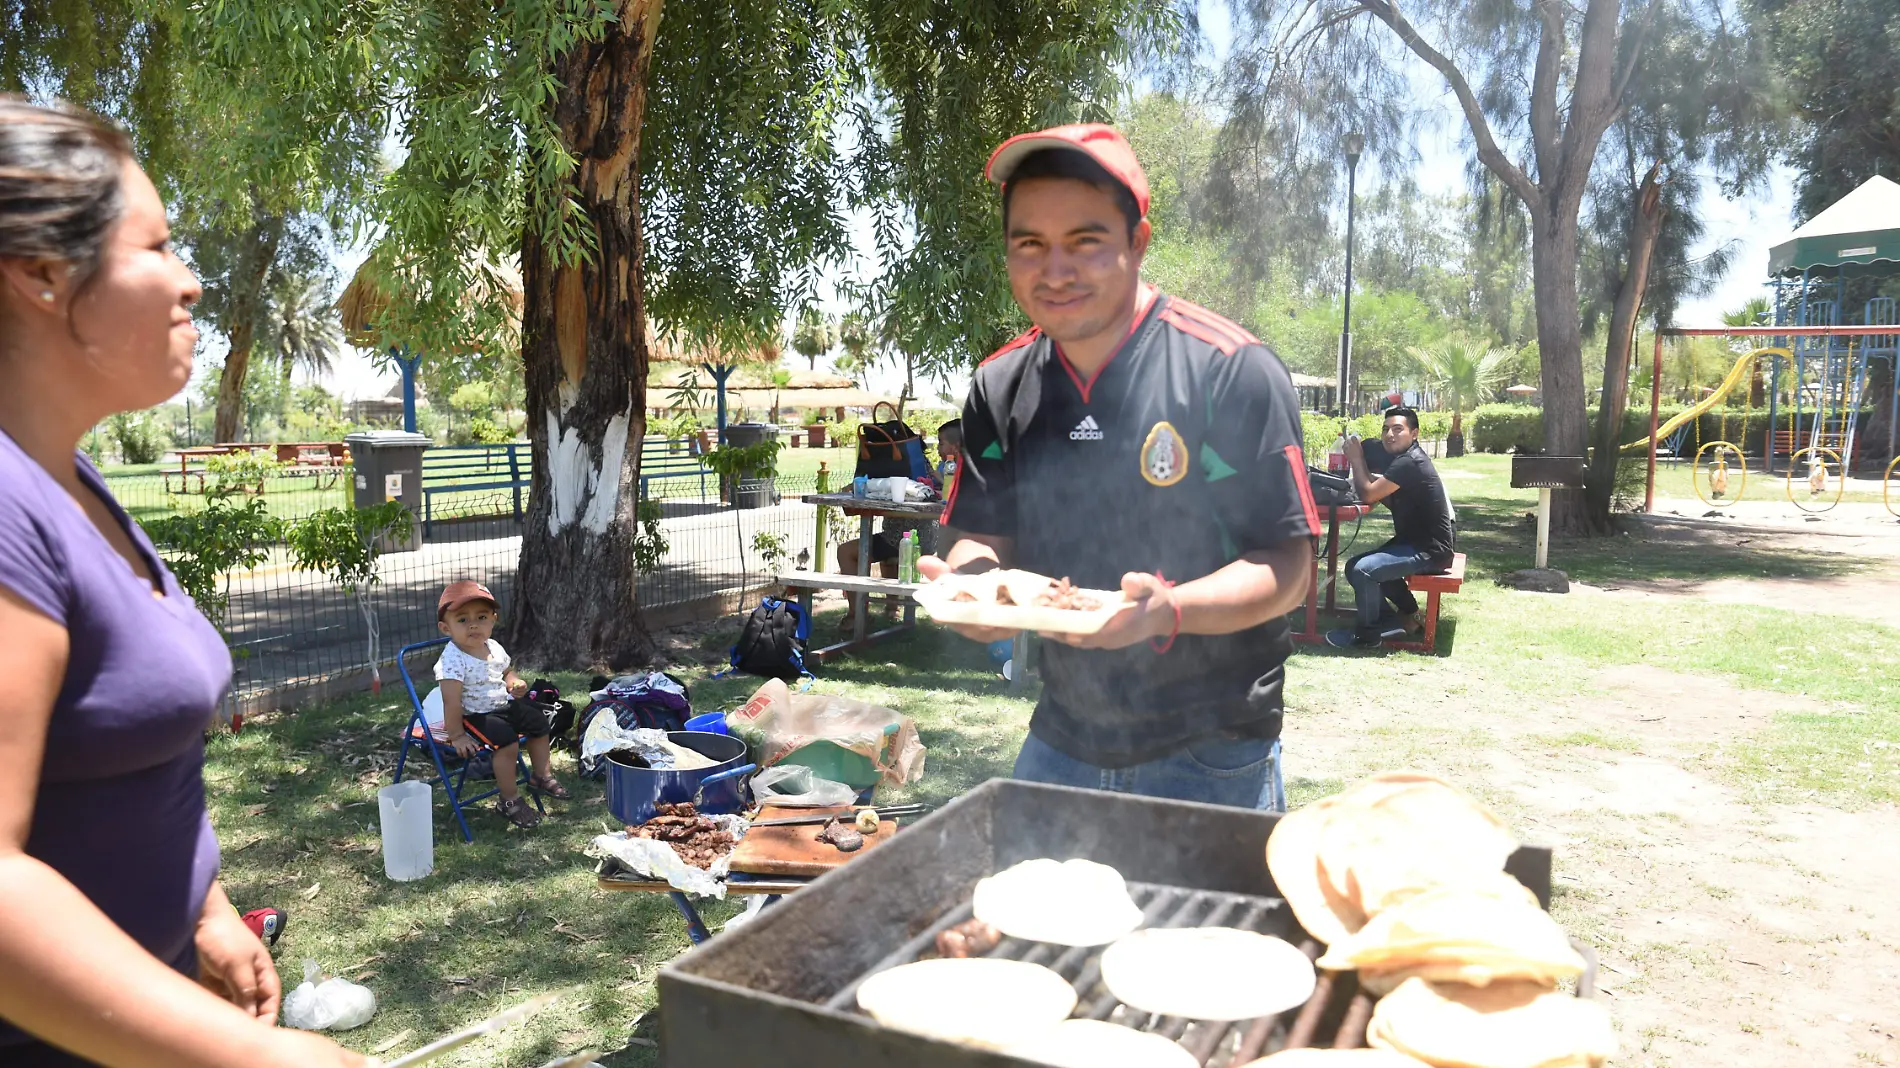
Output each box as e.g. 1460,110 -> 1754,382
1387,553 -> 1465,653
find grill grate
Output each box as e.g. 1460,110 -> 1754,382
826,881 -> 1373,1065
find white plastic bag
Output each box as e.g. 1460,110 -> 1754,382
750,764 -> 859,808
281,960 -> 376,1031
586,812 -> 749,899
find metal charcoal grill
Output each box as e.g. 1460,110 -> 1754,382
660,780 -> 1555,1068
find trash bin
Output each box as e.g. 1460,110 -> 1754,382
346,431 -> 431,551
721,423 -> 779,509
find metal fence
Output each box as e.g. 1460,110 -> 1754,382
120,465 -> 838,714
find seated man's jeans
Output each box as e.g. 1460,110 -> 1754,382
1345,542 -> 1440,634
1012,731 -> 1286,812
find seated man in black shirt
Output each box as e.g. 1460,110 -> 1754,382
1332,406 -> 1457,648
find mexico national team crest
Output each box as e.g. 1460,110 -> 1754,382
1140,421 -> 1189,487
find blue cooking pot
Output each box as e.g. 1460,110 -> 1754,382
604,730 -> 756,826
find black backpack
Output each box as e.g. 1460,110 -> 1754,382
725,597 -> 813,683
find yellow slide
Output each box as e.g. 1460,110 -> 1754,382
1622,347 -> 1790,450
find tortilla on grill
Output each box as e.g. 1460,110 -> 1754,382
1099,927 -> 1316,1022
1316,775 -> 1517,917
855,958 -> 1078,1049
1367,978 -> 1616,1068
1007,1019 -> 1199,1068
972,858 -> 1144,947
1315,883 -> 1584,990
1239,1050 -> 1431,1066
1265,795 -> 1362,946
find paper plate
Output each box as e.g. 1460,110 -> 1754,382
914,570 -> 1132,635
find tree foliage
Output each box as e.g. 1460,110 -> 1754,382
1749,0 -> 1900,219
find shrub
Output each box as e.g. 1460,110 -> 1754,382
107,412 -> 168,465
1468,404 -> 1543,453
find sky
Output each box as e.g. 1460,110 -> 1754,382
272,0 -> 1800,408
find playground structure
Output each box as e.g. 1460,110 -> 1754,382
1630,175 -> 1900,516
1634,328 -> 1900,514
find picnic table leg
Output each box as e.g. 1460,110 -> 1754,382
1010,631 -> 1030,692
668,891 -> 714,945
853,514 -> 873,644
1323,511 -> 1343,612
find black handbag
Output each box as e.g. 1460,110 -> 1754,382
856,401 -> 929,480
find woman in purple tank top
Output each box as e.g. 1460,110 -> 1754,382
0,99 -> 363,1066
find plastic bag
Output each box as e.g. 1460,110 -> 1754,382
580,724 -> 679,769
729,679 -> 926,787
281,960 -> 376,1031
750,764 -> 859,808
586,812 -> 749,898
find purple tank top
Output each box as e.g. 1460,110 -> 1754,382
0,432 -> 230,1048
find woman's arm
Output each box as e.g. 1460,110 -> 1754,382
0,586 -> 363,1068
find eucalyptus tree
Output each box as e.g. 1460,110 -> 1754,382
1748,0 -> 1900,218
1218,0 -> 1777,530
180,0 -> 1182,666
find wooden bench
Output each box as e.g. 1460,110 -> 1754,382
421,443 -> 532,533
638,436 -> 709,498
1772,430 -> 1845,457
1387,553 -> 1465,653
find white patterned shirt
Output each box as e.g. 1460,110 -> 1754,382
432,639 -> 513,727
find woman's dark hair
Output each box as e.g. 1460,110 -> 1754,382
0,96 -> 133,304
1383,405 -> 1420,432
1002,148 -> 1141,239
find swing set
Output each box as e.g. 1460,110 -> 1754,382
1631,325 -> 1900,516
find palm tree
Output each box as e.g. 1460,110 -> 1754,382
1724,296 -> 1771,407
263,270 -> 345,387
1408,336 -> 1515,457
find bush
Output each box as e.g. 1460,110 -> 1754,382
107,412 -> 168,465
1468,404 -> 1543,453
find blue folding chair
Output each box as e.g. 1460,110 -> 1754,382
393,636 -> 544,843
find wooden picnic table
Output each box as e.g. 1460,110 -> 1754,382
1291,503 -> 1376,645
800,493 -> 944,653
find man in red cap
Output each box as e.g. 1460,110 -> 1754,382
920,123 -> 1318,810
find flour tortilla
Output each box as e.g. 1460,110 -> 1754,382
1368,978 -> 1616,1068
1265,797 -> 1360,946
855,958 -> 1078,1049
1316,883 -> 1584,990
1006,1019 -> 1198,1068
1099,927 -> 1316,1022
1315,777 -> 1516,916
1239,1050 -> 1431,1067
972,858 -> 1144,947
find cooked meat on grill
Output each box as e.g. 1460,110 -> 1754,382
935,918 -> 1003,959
1032,577 -> 1102,611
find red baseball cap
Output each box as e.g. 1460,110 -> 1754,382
438,579 -> 498,619
985,123 -> 1151,219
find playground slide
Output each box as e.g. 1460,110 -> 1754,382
1622,347 -> 1791,450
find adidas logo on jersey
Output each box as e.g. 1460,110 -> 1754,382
1069,415 -> 1104,441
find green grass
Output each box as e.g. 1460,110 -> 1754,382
199,452 -> 1900,1063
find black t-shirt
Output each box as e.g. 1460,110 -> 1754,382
1380,443 -> 1456,563
945,292 -> 1320,768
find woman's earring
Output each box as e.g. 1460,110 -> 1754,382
40,290 -> 55,302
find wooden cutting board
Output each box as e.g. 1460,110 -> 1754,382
728,805 -> 900,877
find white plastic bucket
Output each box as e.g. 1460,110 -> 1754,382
377,780 -> 434,881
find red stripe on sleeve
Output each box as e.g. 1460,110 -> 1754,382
1158,308 -> 1240,355
941,457 -> 966,527
1284,444 -> 1321,535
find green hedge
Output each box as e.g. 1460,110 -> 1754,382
1300,409 -> 1456,462
1466,403 -> 1882,455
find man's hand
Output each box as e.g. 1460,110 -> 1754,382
448,732 -> 481,758
1045,573 -> 1176,650
1342,433 -> 1365,462
196,890 -> 280,1021
916,555 -> 1017,643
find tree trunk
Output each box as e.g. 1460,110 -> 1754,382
1447,409 -> 1465,458
509,0 -> 665,670
212,215 -> 284,443
1586,163 -> 1666,523
1528,206 -> 1592,533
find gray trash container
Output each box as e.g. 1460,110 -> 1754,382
346,431 -> 431,551
721,423 -> 779,509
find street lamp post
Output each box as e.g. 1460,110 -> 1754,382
1338,132 -> 1365,418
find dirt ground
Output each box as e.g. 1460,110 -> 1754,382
1285,662 -> 1900,1067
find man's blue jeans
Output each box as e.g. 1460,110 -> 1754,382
1345,542 -> 1439,635
1012,731 -> 1286,812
